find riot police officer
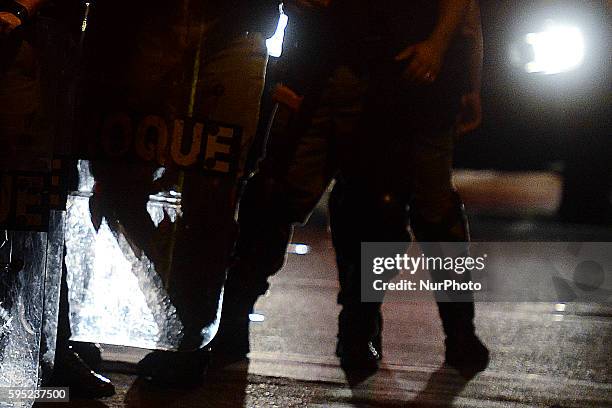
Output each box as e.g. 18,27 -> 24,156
213,0 -> 489,376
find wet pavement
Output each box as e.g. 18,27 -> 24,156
36,171 -> 612,407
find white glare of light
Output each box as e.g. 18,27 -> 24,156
288,243 -> 310,255
81,3 -> 90,32
266,6 -> 289,58
524,23 -> 585,74
554,303 -> 566,312
249,313 -> 265,322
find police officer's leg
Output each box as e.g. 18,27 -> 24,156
325,64 -> 414,369
408,127 -> 488,375
213,170 -> 296,359
213,79 -> 339,363
220,97 -> 311,328
215,164 -> 334,364
330,176 -> 411,368
215,63 -> 369,364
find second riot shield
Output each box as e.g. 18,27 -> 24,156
64,0 -> 269,351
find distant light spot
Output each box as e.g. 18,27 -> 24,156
288,243 -> 310,255
249,313 -> 265,322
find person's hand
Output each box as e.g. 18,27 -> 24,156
455,91 -> 482,136
0,12 -> 22,35
395,39 -> 445,84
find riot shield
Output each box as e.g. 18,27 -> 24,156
0,22 -> 65,407
0,214 -> 64,408
64,0 -> 268,350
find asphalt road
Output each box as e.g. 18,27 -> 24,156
36,171 -> 612,408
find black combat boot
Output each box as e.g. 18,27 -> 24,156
137,347 -> 210,387
69,341 -> 103,371
51,346 -> 115,398
336,303 -> 383,371
330,181 -> 409,372
412,192 -> 489,377
438,302 -> 489,377
208,287 -> 256,367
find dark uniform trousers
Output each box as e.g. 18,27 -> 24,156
222,62 -> 475,349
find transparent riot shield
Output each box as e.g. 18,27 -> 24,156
64,0 -> 268,350
0,214 -> 64,408
0,101 -> 64,407
0,22 -> 65,406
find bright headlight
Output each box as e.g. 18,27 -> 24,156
524,22 -> 585,75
